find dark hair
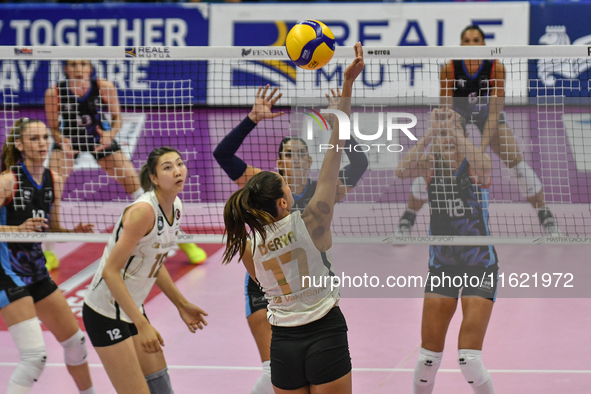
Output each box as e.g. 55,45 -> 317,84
1,118 -> 44,172
277,137 -> 309,176
222,171 -> 285,265
461,25 -> 485,42
139,146 -> 182,191
278,137 -> 309,158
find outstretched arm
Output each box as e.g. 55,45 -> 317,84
213,85 -> 284,187
480,61 -> 506,151
325,90 -> 369,202
303,42 -> 365,252
449,110 -> 492,185
396,110 -> 440,180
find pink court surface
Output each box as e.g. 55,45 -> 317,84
1,242 -> 590,393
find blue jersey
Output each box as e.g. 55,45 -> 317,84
451,60 -> 496,126
57,78 -> 110,147
427,157 -> 498,268
0,163 -> 54,285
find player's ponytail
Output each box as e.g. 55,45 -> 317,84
222,171 -> 285,265
1,118 -> 41,172
140,146 -> 182,191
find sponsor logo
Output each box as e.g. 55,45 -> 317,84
14,48 -> 33,56
157,216 -> 164,235
152,242 -> 161,249
537,25 -> 591,87
367,49 -> 390,55
125,46 -> 171,58
161,241 -> 176,249
240,48 -> 285,57
302,49 -> 311,60
125,47 -> 137,58
479,278 -> 492,291
176,209 -> 181,220
22,188 -> 33,202
44,188 -> 53,202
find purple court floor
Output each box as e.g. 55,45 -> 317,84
1,243 -> 590,393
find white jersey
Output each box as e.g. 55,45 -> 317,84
253,211 -> 339,327
84,191 -> 182,323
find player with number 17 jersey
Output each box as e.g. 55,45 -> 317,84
253,210 -> 339,327
84,190 -> 182,323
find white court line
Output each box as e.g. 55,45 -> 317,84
0,363 -> 589,374
58,259 -> 101,295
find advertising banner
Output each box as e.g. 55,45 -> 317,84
209,3 -> 530,104
530,3 -> 591,97
0,4 -> 209,105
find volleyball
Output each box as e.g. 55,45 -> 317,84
285,20 -> 336,70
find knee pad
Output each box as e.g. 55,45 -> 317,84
60,329 -> 88,366
8,318 -> 46,389
508,161 -> 542,198
411,177 -> 428,202
413,348 -> 442,387
251,360 -> 273,394
458,349 -> 491,387
146,367 -> 174,394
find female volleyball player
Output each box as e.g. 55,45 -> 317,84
394,24 -> 560,238
43,60 -> 206,269
82,146 -> 208,394
214,81 -> 367,393
222,42 -> 364,394
0,118 -> 96,394
397,108 -> 497,394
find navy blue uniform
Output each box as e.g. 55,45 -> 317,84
245,179 -> 318,317
54,78 -> 121,159
451,60 -> 506,133
425,158 -> 499,299
0,164 -> 58,307
428,157 -> 497,268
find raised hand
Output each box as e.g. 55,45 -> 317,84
248,84 -> 285,124
324,88 -> 342,128
344,42 -> 365,83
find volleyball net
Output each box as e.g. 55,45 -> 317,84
0,45 -> 590,245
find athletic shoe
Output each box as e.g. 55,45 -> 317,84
179,243 -> 207,265
394,218 -> 413,237
394,210 -> 417,237
44,251 -> 60,271
538,208 -> 562,237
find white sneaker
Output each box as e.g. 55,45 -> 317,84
394,218 -> 412,237
541,216 -> 562,237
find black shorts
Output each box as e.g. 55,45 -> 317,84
52,139 -> 121,161
0,276 -> 58,309
83,303 -> 146,347
425,265 -> 499,301
245,273 -> 268,318
462,111 -> 507,135
270,307 -> 351,390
